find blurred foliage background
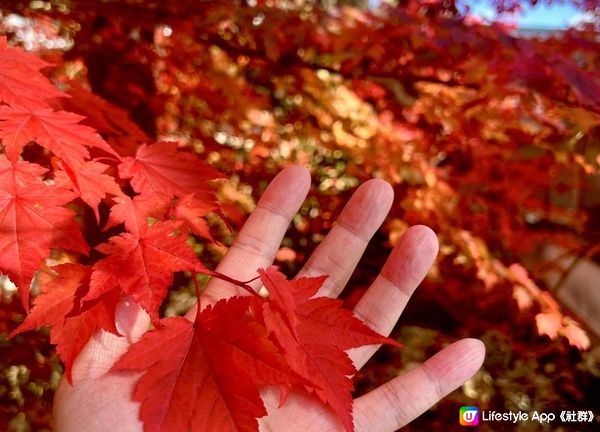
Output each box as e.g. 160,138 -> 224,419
1,0 -> 600,430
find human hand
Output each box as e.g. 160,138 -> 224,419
53,165 -> 485,431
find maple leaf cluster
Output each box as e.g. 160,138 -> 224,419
0,37 -> 221,380
1,36 -> 399,431
113,268 -> 398,432
1,1 -> 600,429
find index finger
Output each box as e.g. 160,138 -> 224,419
202,165 -> 311,304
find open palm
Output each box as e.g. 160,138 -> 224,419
54,166 -> 485,432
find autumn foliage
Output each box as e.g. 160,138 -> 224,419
1,0 -> 599,431
0,30 -> 403,430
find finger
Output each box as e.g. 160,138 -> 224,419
203,165 -> 311,303
296,179 -> 393,298
71,297 -> 149,383
258,385 -> 343,432
354,338 -> 485,432
349,225 -> 438,369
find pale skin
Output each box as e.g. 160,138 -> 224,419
54,165 -> 486,431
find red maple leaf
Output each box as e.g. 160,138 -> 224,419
257,267 -> 400,432
54,159 -> 124,219
118,141 -> 223,196
0,36 -> 65,110
10,264 -> 85,336
104,193 -> 171,235
0,105 -> 119,163
171,193 -> 217,240
0,155 -> 47,190
10,263 -> 120,381
88,221 -> 213,325
56,288 -> 121,382
60,84 -> 152,146
112,296 -> 299,432
0,175 -> 88,309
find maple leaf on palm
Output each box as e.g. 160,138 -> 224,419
112,296 -> 300,432
257,267 -> 400,432
9,263 -> 120,381
0,164 -> 88,309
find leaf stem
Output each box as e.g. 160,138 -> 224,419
198,268 -> 262,298
242,275 -> 261,285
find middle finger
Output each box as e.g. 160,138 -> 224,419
295,179 -> 393,298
